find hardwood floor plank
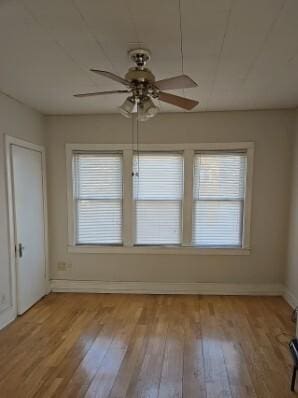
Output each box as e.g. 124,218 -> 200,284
84,304 -> 143,397
158,297 -> 184,398
108,324 -> 148,398
129,323 -> 168,397
60,295 -> 134,397
215,297 -> 258,398
199,296 -> 233,398
0,293 -> 295,398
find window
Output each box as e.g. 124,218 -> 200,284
68,143 -> 253,254
73,152 -> 123,245
193,152 -> 247,247
133,152 -> 183,245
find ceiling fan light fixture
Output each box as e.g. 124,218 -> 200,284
137,97 -> 159,121
137,110 -> 149,122
119,96 -> 135,118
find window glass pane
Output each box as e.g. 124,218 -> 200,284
193,152 -> 247,247
74,154 -> 122,199
194,153 -> 246,200
135,201 -> 181,245
133,153 -> 183,200
134,152 -> 183,245
193,201 -> 242,247
73,153 -> 123,244
77,200 -> 122,244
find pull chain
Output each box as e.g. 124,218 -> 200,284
131,111 -> 140,200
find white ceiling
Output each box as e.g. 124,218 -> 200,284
1,0 -> 298,114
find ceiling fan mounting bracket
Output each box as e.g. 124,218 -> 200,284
128,48 -> 151,69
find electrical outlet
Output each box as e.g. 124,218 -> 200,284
57,262 -> 67,272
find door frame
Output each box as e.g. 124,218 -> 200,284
5,135 -> 49,317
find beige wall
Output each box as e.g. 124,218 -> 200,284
286,109 -> 298,306
0,101 -> 294,327
46,110 -> 294,286
0,92 -> 44,323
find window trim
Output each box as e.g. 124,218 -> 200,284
66,142 -> 254,255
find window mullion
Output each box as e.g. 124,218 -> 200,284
123,149 -> 133,246
182,149 -> 194,246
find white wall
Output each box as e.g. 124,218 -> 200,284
46,110 -> 294,290
285,109 -> 298,308
0,92 -> 44,328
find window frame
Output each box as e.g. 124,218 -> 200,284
192,150 -> 248,248
72,151 -> 124,246
66,142 -> 254,255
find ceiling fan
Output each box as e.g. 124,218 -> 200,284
74,48 -> 199,121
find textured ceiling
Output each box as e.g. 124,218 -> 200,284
0,0 -> 298,114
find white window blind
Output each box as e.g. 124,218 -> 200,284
133,152 -> 183,245
193,152 -> 247,247
73,152 -> 123,245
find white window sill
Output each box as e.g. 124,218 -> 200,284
68,245 -> 250,256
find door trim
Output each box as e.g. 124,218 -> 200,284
5,135 -> 49,318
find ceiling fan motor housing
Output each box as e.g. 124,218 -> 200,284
125,67 -> 155,84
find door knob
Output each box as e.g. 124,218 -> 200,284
18,243 -> 25,258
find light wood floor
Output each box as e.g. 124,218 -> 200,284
0,293 -> 296,398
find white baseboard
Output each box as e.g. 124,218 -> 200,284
51,279 -> 284,296
283,288 -> 298,309
0,306 -> 16,330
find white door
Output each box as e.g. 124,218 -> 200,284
11,144 -> 46,314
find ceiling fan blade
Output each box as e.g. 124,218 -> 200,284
159,91 -> 198,110
74,90 -> 130,98
155,74 -> 197,90
90,69 -> 130,86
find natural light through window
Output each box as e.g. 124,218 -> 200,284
133,152 -> 183,245
73,152 -> 123,245
192,152 -> 247,247
68,143 -> 252,253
